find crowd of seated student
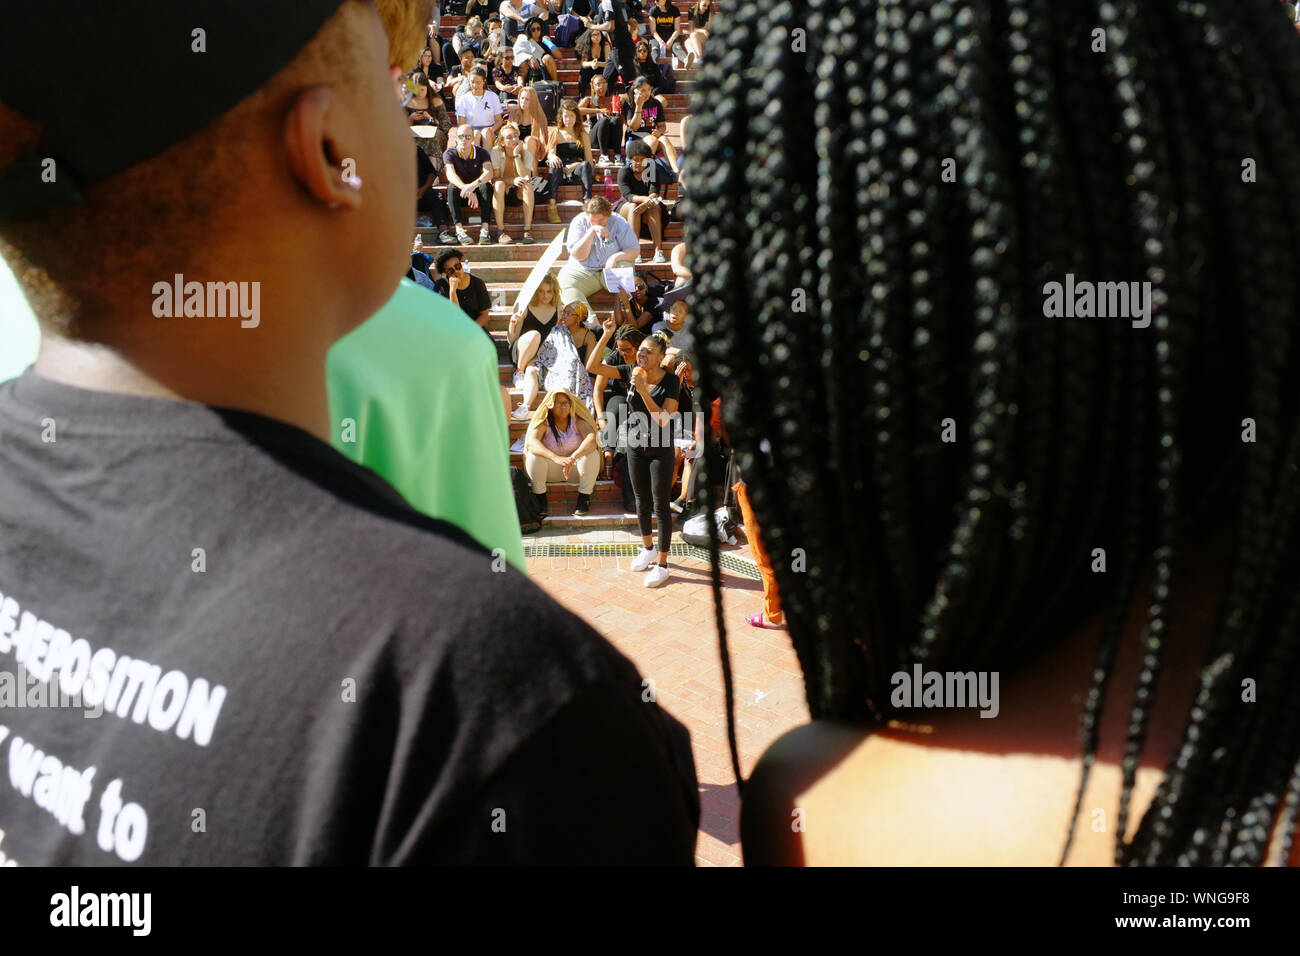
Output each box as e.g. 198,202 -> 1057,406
415,4 -> 704,529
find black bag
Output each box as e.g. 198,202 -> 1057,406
530,79 -> 562,124
511,465 -> 544,533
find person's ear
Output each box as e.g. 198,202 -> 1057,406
284,86 -> 364,212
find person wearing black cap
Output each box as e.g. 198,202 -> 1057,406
0,0 -> 697,866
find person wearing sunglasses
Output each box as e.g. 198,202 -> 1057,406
443,124 -> 497,245
432,248 -> 493,336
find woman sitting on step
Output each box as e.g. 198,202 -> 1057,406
508,272 -> 561,400
524,389 -> 603,518
544,99 -> 597,219
512,300 -> 599,420
489,123 -> 539,243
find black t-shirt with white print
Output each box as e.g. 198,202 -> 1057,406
617,364 -> 680,450
0,371 -> 698,865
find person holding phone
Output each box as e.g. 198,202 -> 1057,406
587,319 -> 679,587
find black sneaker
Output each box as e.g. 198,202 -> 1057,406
534,492 -> 549,518
574,493 -> 591,516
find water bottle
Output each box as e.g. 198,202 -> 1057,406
603,167 -> 616,201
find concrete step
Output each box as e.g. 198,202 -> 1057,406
418,233 -> 678,260
457,247 -> 678,282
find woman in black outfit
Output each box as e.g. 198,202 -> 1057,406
574,27 -> 610,98
588,319 -> 680,588
580,74 -> 624,165
545,99 -> 596,205
632,39 -> 668,93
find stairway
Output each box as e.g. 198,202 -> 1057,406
423,17 -> 696,528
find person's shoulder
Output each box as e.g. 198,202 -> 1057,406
742,719 -> 1099,866
329,279 -> 495,373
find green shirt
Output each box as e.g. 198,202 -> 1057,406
327,278 -> 526,573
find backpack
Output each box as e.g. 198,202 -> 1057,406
657,60 -> 677,95
530,79 -> 563,124
554,13 -> 585,47
681,508 -> 738,547
510,465 -> 544,533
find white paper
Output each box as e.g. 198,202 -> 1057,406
603,265 -> 635,294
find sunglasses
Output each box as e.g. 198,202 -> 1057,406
457,132 -> 475,139
444,263 -> 463,274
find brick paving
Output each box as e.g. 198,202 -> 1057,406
524,526 -> 809,867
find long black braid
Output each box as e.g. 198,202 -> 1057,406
690,0 -> 1300,864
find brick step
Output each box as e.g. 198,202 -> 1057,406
416,220 -> 685,242
527,477 -> 622,503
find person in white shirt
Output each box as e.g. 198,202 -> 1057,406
513,17 -> 559,81
558,195 -> 639,316
490,123 -> 539,243
455,67 -> 505,148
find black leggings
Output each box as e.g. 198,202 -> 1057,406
592,115 -> 624,155
547,160 -> 595,200
628,445 -> 674,553
417,186 -> 451,226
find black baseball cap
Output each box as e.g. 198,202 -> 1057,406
0,0 -> 349,221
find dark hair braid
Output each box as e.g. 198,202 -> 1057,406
691,0 -> 1300,865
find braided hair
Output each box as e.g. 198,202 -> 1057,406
690,0 -> 1300,865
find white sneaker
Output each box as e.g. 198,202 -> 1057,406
652,250 -> 667,263
511,405 -> 534,421
509,436 -> 526,453
643,563 -> 671,588
629,547 -> 657,572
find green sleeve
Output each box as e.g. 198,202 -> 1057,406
327,279 -> 527,574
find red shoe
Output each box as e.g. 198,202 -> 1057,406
748,612 -> 785,630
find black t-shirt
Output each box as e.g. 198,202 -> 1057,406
434,272 -> 493,324
623,96 -> 666,131
618,163 -> 660,200
649,2 -> 679,40
617,364 -> 680,449
443,145 -> 492,184
0,371 -> 698,864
